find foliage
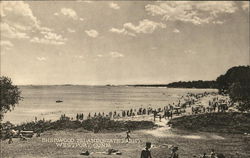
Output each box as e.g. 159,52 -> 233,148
0,76 -> 22,120
229,82 -> 250,112
10,116 -> 155,134
216,66 -> 250,111
216,66 -> 250,94
167,80 -> 217,89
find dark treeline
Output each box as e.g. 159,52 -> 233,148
129,81 -> 217,89
130,66 -> 249,92
128,84 -> 168,87
166,80 -> 218,89
167,65 -> 250,111
216,65 -> 250,111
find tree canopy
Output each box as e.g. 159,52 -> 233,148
0,76 -> 22,120
167,80 -> 217,89
216,66 -> 250,112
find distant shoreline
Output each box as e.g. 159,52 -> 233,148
16,79 -> 218,89
17,84 -> 217,89
127,85 -> 217,89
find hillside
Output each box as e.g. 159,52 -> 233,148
168,112 -> 250,134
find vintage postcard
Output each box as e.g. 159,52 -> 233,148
1,1 -> 249,158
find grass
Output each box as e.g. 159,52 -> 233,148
2,128 -> 250,158
2,113 -> 250,157
168,112 -> 250,134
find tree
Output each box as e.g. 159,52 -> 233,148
216,66 -> 250,112
229,82 -> 250,112
167,80 -> 217,89
216,66 -> 250,94
0,76 -> 22,120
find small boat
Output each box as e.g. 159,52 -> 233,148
56,100 -> 63,103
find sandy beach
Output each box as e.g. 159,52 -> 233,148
2,92 -> 250,158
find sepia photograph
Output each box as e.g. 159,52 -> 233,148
0,1 -> 249,157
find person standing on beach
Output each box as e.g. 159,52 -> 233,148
153,110 -> 157,121
141,142 -> 152,158
126,129 -> 131,142
167,110 -> 170,119
164,110 -> 167,119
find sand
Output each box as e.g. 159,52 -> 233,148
2,93 -> 250,158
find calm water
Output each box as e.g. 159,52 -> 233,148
3,86 -> 217,124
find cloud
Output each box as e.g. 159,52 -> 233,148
110,19 -> 166,36
0,40 -> 14,50
124,19 -> 166,33
30,31 -> 67,45
109,2 -> 120,10
60,8 -> 78,20
109,28 -> 136,37
173,28 -> 180,33
55,8 -> 84,21
109,51 -> 124,58
85,29 -> 99,38
0,1 -> 37,39
36,57 -> 47,61
1,1 -> 67,45
242,1 -> 249,11
1,1 -> 40,28
1,22 -> 30,39
67,28 -> 76,33
145,1 -> 237,25
0,40 -> 14,47
1,1 -> 52,32
30,37 -> 65,45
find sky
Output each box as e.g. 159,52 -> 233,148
0,1 -> 249,85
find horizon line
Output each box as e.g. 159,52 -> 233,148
16,80 -> 216,86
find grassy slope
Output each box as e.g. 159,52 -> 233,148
2,129 -> 250,158
169,112 -> 250,134
2,113 -> 250,157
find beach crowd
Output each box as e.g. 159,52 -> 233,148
71,92 -> 231,123
2,92 -> 233,158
